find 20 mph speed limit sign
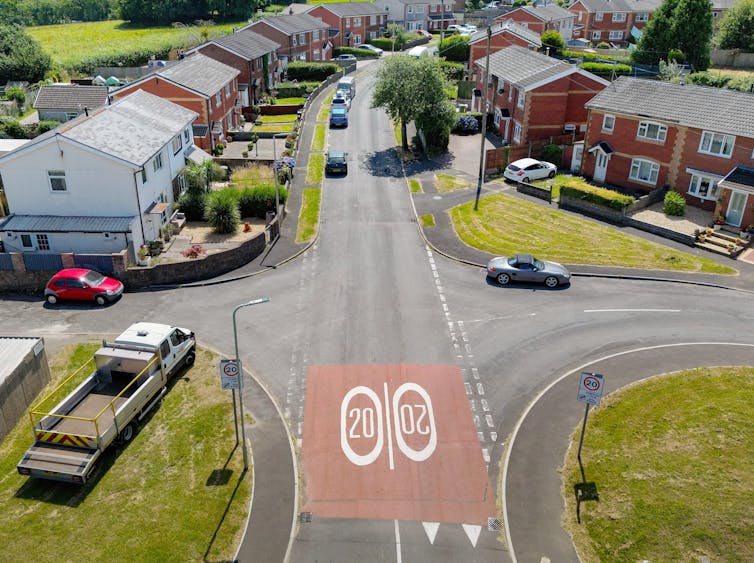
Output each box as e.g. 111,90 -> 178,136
220,359 -> 241,390
577,372 -> 604,406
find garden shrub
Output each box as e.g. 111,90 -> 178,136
35,120 -> 61,135
369,37 -> 400,51
2,86 -> 26,105
560,181 -> 635,211
580,62 -> 632,76
596,42 -> 611,49
440,60 -> 464,81
0,119 -> 28,139
204,189 -> 241,234
177,189 -> 207,221
438,35 -> 470,62
275,81 -> 320,98
664,190 -> 686,216
454,114 -> 479,133
540,144 -> 563,168
286,61 -> 339,82
237,184 -> 289,219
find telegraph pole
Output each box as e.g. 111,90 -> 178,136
474,26 -> 492,211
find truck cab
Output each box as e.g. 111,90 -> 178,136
113,322 -> 195,376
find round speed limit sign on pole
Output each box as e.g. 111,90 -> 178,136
220,359 -> 241,390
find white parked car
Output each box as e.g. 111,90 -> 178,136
355,43 -> 383,56
332,93 -> 351,111
503,158 -> 557,183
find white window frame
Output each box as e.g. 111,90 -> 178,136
354,17 -> 361,25
370,15 -> 376,25
48,170 -> 67,192
292,36 -> 298,46
595,12 -> 603,21
508,83 -> 513,102
609,30 -> 623,40
355,34 -> 362,44
591,31 -> 601,40
687,172 -> 721,201
346,18 -> 351,27
637,120 -> 667,142
153,152 -> 163,172
602,114 -> 615,133
313,49 -> 320,61
407,6 -> 413,13
313,29 -> 319,41
225,84 -> 230,98
172,135 -> 182,155
578,11 -> 583,21
698,131 -> 735,158
215,92 -> 221,107
612,12 -> 626,22
513,122 -> 522,144
36,234 -> 50,251
636,12 -> 648,22
21,234 -> 33,248
183,127 -> 190,143
299,33 -> 306,45
629,158 -> 659,185
517,89 -> 525,108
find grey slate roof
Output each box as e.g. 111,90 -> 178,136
584,77 -> 754,139
310,2 -> 387,16
0,214 -> 134,232
252,13 -> 329,35
519,3 -> 574,21
719,166 -> 754,193
202,30 -> 280,61
475,45 -> 574,89
33,85 -> 109,111
0,337 -> 42,386
155,53 -> 239,97
469,18 -> 542,46
574,0 -> 662,13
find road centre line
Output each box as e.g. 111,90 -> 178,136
583,308 -> 681,313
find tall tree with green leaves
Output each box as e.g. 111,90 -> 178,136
632,0 -> 678,65
673,0 -> 713,70
371,55 -> 425,151
413,56 -> 457,154
716,0 -> 754,52
0,23 -> 52,83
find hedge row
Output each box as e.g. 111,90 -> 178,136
560,181 -> 635,210
275,81 -> 320,98
562,50 -> 630,63
369,37 -> 401,51
579,62 -> 632,76
177,184 -> 290,222
333,47 -> 378,58
440,60 -> 465,81
69,45 -> 174,75
285,61 -> 340,82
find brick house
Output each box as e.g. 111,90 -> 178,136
240,14 -> 332,65
375,0 -> 455,32
307,3 -> 388,47
568,0 -> 661,45
473,45 -> 608,145
110,53 -> 240,153
468,19 -> 542,68
496,4 -> 575,41
33,85 -> 109,123
182,30 -> 281,107
582,77 -> 754,228
427,0 -> 457,30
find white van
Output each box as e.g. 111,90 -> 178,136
337,76 -> 355,99
408,46 -> 430,59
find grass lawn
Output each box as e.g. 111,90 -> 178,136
311,124 -> 326,151
436,173 -> 472,192
409,178 -> 422,193
251,123 -> 295,134
258,115 -> 298,123
316,104 -> 330,122
420,214 -> 435,227
230,163 -> 275,186
0,343 -> 250,561
450,192 -> 736,274
275,97 -> 305,105
296,187 -> 321,242
28,20 -> 241,70
563,368 -> 754,562
306,153 -> 324,184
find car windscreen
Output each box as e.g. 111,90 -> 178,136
332,109 -> 346,116
507,164 -> 521,171
534,259 -> 545,270
329,156 -> 345,164
82,270 -> 106,286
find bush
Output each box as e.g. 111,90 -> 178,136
370,37 -> 400,51
454,114 -> 479,133
237,184 -> 289,219
560,182 -> 636,210
596,42 -> 611,49
275,81 -> 320,98
541,30 -> 565,55
580,62 -> 632,76
177,189 -> 207,221
0,119 -> 28,139
440,60 -> 464,81
438,35 -> 470,62
286,61 -> 339,82
540,144 -> 563,168
204,189 -> 241,234
667,48 -> 685,63
35,120 -> 61,135
2,86 -> 26,105
664,190 -> 686,216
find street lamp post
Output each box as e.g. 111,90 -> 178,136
272,132 -> 289,221
232,297 -> 270,470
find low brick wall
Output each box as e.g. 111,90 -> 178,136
517,182 -> 551,203
261,104 -> 304,115
0,338 -> 50,442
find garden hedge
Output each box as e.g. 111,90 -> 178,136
440,60 -> 464,81
579,62 -> 632,75
560,181 -> 636,211
275,81 -> 320,97
285,61 -> 339,82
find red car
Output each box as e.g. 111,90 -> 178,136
44,268 -> 124,306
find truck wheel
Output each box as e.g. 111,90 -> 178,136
119,423 -> 135,443
184,350 -> 196,368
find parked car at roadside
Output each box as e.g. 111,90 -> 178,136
486,254 -> 571,287
336,54 -> 357,62
355,44 -> 383,56
325,150 -> 348,175
45,268 -> 124,305
332,94 -> 351,111
503,158 -> 557,183
329,107 -> 348,127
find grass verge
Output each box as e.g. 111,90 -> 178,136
251,123 -> 295,134
436,173 -> 472,192
563,368 -> 754,562
306,153 -> 324,184
296,187 -> 321,243
258,115 -> 298,123
409,178 -> 422,193
0,343 -> 251,561
274,97 -> 305,105
316,104 -> 330,122
450,192 -> 736,273
311,124 -> 326,151
420,214 -> 435,227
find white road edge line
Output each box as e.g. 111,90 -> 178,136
582,308 -> 681,313
395,519 -> 402,563
502,341 -> 754,563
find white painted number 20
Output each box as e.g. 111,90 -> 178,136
340,382 -> 437,469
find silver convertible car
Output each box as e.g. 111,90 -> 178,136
486,254 -> 571,287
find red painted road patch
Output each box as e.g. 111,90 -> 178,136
301,364 -> 496,524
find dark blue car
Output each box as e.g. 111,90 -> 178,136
329,107 -> 348,128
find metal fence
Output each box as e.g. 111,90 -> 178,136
74,254 -> 115,274
0,253 -> 13,271
22,253 -> 63,272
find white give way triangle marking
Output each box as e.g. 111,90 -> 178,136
462,524 -> 482,547
422,522 -> 439,544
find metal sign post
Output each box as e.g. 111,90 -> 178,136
576,372 -> 604,483
220,359 -> 241,445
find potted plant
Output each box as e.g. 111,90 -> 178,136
242,150 -> 249,158
137,244 -> 149,265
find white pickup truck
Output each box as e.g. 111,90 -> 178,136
17,322 -> 196,484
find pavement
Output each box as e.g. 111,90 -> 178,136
182,59 -> 754,562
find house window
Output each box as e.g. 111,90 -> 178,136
141,168 -> 147,183
313,29 -> 319,41
225,84 -> 231,98
513,122 -> 522,143
636,12 -> 648,22
612,12 -> 626,21
417,5 -> 424,12
699,131 -> 735,158
21,234 -> 32,248
299,33 -> 306,45
355,34 -> 362,44
313,49 -> 320,61
48,170 -> 67,192
595,12 -> 603,21
407,6 -> 413,13
609,30 -> 623,40
602,114 -> 615,133
508,84 -> 513,101
346,18 -> 351,27
688,173 -> 720,200
629,158 -> 659,185
36,234 -> 50,251
153,152 -> 163,172
183,127 -> 190,142
517,90 -> 525,108
370,15 -> 376,25
592,31 -> 601,40
215,92 -> 221,107
292,36 -> 298,46
637,121 -> 667,142
578,11 -> 582,21
354,17 -> 361,25
369,31 -> 377,39
172,135 -> 182,155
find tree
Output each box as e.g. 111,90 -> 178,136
716,0 -> 754,52
540,30 -> 565,56
0,23 -> 52,83
632,0 -> 678,65
371,55 -> 425,151
117,0 -> 210,24
673,0 -> 713,70
412,57 -> 457,154
438,34 -> 470,62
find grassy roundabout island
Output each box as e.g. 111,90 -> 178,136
0,343 -> 251,561
562,367 -> 754,561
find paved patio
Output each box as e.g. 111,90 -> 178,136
629,201 -> 713,235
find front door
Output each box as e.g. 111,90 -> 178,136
594,151 -> 608,183
571,142 -> 584,173
726,191 -> 747,227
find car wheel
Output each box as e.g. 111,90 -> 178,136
119,423 -> 135,443
548,171 -> 555,179
522,176 -> 530,183
184,350 -> 196,368
544,276 -> 559,288
46,294 -> 58,305
95,295 -> 107,306
496,273 -> 511,285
